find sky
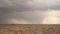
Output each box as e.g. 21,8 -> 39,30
0,0 -> 60,24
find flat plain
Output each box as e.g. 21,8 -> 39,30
0,24 -> 60,34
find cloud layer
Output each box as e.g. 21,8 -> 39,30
0,0 -> 60,24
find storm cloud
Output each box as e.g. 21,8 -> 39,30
0,0 -> 60,24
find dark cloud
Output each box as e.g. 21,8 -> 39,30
0,0 -> 60,14
0,6 -> 15,14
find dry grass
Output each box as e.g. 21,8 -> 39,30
0,24 -> 60,34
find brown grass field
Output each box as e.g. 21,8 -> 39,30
0,24 -> 60,34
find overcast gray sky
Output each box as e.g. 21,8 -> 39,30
0,0 -> 60,24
